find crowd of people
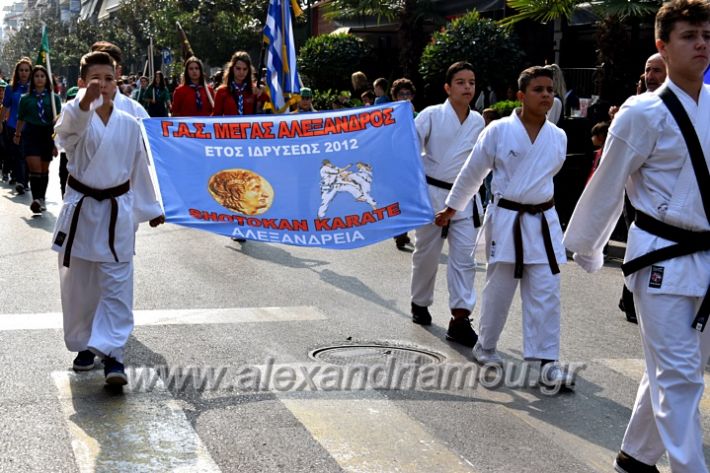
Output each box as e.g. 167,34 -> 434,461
0,0 -> 708,471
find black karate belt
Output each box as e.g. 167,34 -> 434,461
63,175 -> 130,268
426,175 -> 481,240
621,211 -> 710,331
496,198 -> 559,279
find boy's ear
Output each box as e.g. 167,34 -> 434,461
516,90 -> 525,102
78,78 -> 86,88
444,83 -> 451,96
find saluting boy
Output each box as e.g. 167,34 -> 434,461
52,51 -> 164,385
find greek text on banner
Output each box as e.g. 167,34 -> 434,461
140,102 -> 433,249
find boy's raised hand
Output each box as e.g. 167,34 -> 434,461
79,80 -> 102,111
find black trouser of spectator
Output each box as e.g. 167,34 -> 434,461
1,124 -> 13,179
4,125 -> 27,187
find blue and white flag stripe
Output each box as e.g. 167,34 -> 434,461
263,0 -> 300,112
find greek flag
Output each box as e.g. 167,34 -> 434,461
263,0 -> 302,113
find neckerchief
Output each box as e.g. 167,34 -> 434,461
231,81 -> 248,115
35,90 -> 48,123
189,82 -> 202,111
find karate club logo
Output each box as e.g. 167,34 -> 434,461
317,160 -> 376,218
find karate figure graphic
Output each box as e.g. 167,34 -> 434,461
318,160 -> 377,218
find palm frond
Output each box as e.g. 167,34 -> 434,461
499,0 -> 581,27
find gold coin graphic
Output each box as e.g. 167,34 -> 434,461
207,169 -> 274,215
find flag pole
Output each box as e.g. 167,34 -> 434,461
45,52 -> 57,120
40,23 -> 57,120
149,37 -> 155,101
176,21 -> 213,107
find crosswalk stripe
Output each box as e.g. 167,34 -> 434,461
52,369 -> 221,473
281,395 -> 478,473
0,306 -> 326,331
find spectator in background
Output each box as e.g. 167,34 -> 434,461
212,51 -> 265,117
643,52 -> 666,92
351,71 -> 370,97
292,87 -> 316,113
143,71 -> 171,117
373,78 -> 390,104
360,90 -> 375,106
636,73 -> 648,95
172,56 -> 214,117
546,64 -> 566,124
586,121 -> 609,184
474,84 -> 497,112
390,77 -> 418,251
1,57 -> 32,194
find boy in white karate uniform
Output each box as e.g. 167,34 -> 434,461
564,1 -> 710,471
437,66 -> 573,387
410,61 -> 485,347
52,52 -> 164,385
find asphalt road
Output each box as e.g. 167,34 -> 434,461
0,162 -> 707,473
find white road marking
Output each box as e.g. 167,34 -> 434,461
52,369 -> 221,472
0,306 -> 326,331
281,394 -> 478,473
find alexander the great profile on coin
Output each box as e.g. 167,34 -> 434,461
208,169 -> 274,215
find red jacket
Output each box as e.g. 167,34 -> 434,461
171,83 -> 214,117
211,84 -> 265,116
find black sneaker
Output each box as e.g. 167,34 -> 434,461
446,317 -> 478,347
103,357 -> 128,386
395,233 -> 411,251
15,183 -> 25,195
613,451 -> 659,473
411,302 -> 432,325
30,199 -> 42,214
72,350 -> 96,371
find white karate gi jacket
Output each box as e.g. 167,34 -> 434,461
114,89 -> 149,119
446,110 -> 568,265
51,92 -> 162,263
564,80 -> 710,297
415,100 -> 485,221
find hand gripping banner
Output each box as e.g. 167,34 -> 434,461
140,102 -> 434,249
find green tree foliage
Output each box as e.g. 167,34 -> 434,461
419,11 -> 525,101
325,0 -> 444,80
297,34 -> 372,90
0,0 -> 269,82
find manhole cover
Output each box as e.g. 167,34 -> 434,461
310,343 -> 445,366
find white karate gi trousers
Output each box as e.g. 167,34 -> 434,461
477,262 -> 560,360
59,255 -> 134,363
411,218 -> 477,311
620,267 -> 710,473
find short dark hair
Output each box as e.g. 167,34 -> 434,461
655,0 -> 710,42
373,77 -> 388,89
91,41 -> 123,65
591,121 -> 610,137
80,51 -> 115,80
518,66 -> 554,92
390,78 -> 416,98
445,61 -> 475,85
